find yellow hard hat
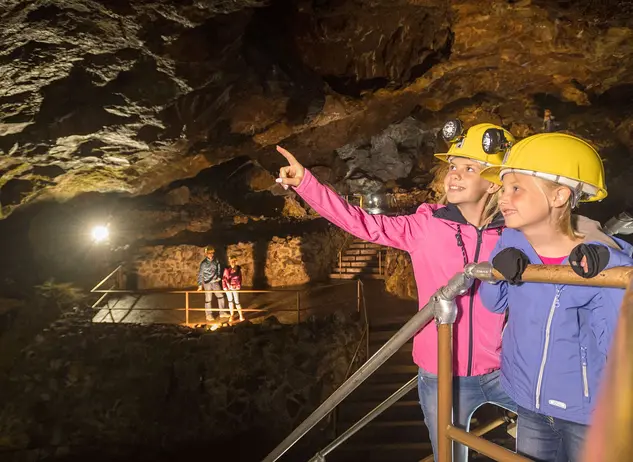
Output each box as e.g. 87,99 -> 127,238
435,121 -> 515,166
480,133 -> 607,203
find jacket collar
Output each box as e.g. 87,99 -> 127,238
432,203 -> 505,230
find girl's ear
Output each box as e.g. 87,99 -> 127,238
552,186 -> 572,208
487,183 -> 501,194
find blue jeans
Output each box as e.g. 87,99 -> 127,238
418,368 -> 517,462
517,406 -> 588,462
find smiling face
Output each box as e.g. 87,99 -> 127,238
443,157 -> 499,205
498,172 -> 572,231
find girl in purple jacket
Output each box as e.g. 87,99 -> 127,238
479,132 -> 633,461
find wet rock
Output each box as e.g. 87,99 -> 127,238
165,186 -> 191,206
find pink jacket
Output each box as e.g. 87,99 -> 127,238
294,169 -> 506,376
222,267 -> 242,290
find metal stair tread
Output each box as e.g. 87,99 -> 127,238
336,441 -> 432,451
338,420 -> 425,428
329,273 -> 386,280
374,364 -> 418,374
343,399 -> 419,408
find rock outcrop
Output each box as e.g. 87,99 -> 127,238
1,0 -> 633,217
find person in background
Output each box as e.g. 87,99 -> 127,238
479,132 -> 633,462
197,246 -> 227,322
223,256 -> 244,322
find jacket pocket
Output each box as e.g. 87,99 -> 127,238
580,346 -> 590,401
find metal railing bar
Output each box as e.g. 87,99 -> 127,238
445,426 -> 530,462
262,301 -> 437,462
90,265 -> 122,292
309,376 -> 418,461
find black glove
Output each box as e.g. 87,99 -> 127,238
492,248 -> 531,285
569,243 -> 610,278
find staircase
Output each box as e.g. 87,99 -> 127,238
331,238 -> 386,280
332,317 -> 433,462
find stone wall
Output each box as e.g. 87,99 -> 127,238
0,311 -> 364,461
134,226 -> 346,289
384,248 -> 418,300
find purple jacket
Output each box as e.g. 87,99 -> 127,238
480,228 -> 633,424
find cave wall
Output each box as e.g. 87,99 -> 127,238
3,0 -> 633,219
134,227 -> 346,289
0,311 -> 364,460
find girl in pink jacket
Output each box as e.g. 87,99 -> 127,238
275,121 -> 517,462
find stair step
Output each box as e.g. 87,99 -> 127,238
330,273 -> 386,280
341,255 -> 376,262
371,330 -> 408,342
337,400 -> 422,422
336,419 -> 428,443
335,261 -> 379,269
344,249 -> 380,256
346,381 -> 418,403
338,267 -> 381,274
349,242 -> 383,250
336,261 -> 380,269
333,442 -> 433,459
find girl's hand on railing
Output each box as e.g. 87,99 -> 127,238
276,145 -> 305,190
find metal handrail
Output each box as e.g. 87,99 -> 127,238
263,263 -> 633,462
262,271 -> 452,461
336,233 -> 352,274
90,267 -> 362,326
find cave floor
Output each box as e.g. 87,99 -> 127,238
92,279 -> 418,327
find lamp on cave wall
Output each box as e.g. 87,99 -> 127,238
91,225 -> 110,243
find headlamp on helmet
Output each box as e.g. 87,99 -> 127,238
441,119 -> 465,143
482,128 -> 513,155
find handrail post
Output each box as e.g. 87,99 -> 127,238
379,250 -> 382,275
339,251 -> 342,274
185,291 -> 189,326
438,323 -> 454,462
434,276 -> 465,462
357,279 -> 361,313
296,292 -> 301,324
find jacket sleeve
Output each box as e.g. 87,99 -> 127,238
235,268 -> 242,289
197,261 -> 204,286
293,169 -> 428,252
589,246 -> 633,355
478,238 -> 510,314
222,268 -> 230,290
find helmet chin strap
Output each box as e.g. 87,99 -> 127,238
569,183 -> 584,210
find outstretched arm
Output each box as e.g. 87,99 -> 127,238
275,146 -> 427,252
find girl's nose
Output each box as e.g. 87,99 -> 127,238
448,170 -> 461,180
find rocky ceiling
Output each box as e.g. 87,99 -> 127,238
2,0 -> 633,218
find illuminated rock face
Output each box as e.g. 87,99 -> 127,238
2,0 -> 633,218
133,228 -> 345,289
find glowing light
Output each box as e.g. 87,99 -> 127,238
91,225 -> 110,243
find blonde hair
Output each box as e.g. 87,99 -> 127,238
433,161 -> 500,227
533,177 -> 583,239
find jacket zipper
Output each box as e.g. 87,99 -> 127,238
581,346 -> 589,398
535,287 -> 561,409
467,228 -> 483,376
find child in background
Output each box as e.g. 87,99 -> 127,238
479,132 -> 633,462
222,256 -> 244,322
275,122 -> 517,462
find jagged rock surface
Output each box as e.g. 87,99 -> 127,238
2,0 -> 633,216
